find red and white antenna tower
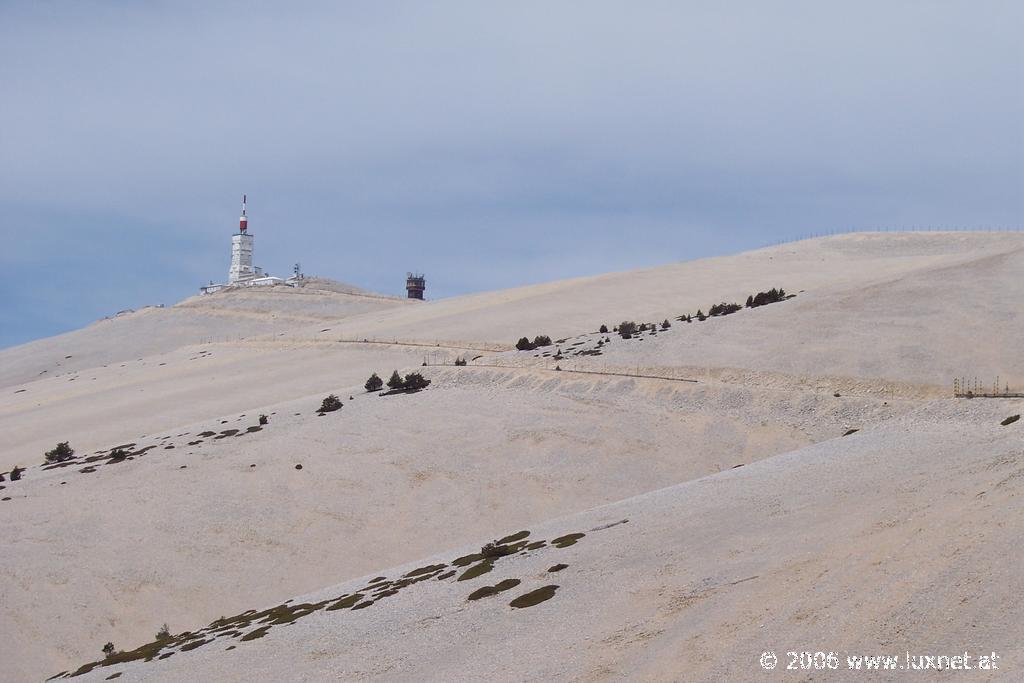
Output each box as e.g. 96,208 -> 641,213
239,194 -> 248,233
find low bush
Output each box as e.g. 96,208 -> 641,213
618,321 -> 637,338
515,335 -> 552,350
318,394 -> 343,413
747,287 -> 788,308
454,357 -> 467,366
480,542 -> 515,559
10,466 -> 23,481
365,373 -> 383,392
44,441 -> 75,464
403,372 -> 430,391
258,414 -> 269,425
708,302 -> 742,316
599,324 -> 608,333
661,319 -> 671,329
108,448 -> 130,463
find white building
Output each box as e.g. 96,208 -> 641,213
200,196 -> 300,295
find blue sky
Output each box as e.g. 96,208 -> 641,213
1,1 -> 1021,348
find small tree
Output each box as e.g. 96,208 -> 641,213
102,642 -> 115,658
599,324 -> 608,334
365,372 -> 383,392
745,294 -> 754,308
44,441 -> 75,464
403,372 -> 430,391
618,321 -> 637,338
318,394 -> 342,413
108,448 -> 130,463
386,370 -> 405,390
661,319 -> 671,330
10,466 -> 23,481
532,335 -> 552,347
515,337 -> 534,351
155,623 -> 171,641
453,357 -> 467,366
258,414 -> 269,425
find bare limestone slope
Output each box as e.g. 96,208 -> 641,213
1,233 -> 1021,681
0,277 -> 408,390
1,367 -> 903,682
65,399 -> 1024,682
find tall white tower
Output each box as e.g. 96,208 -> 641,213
229,194 -> 255,284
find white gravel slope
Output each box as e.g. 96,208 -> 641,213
66,399 -> 1024,683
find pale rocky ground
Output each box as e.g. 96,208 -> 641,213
1,232 -> 1021,682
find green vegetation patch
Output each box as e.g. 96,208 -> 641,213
452,552 -> 484,567
404,563 -> 447,578
240,626 -> 272,641
496,530 -> 530,544
509,585 -> 559,609
467,578 -> 522,601
551,533 -> 585,548
326,594 -> 363,611
457,559 -> 495,581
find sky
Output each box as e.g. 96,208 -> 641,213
1,1 -> 1021,348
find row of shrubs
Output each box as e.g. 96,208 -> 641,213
515,288 -> 792,348
515,335 -> 552,351
612,320 -> 674,338
103,624 -> 171,660
363,371 -> 430,393
616,288 -> 792,335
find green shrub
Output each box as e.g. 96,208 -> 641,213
258,414 -> 269,425
108,448 -> 130,463
533,335 -> 552,347
155,624 -> 171,641
386,370 -> 405,390
403,372 -> 430,391
44,441 -> 75,464
661,319 -> 671,329
102,642 -> 115,658
454,357 -> 467,366
748,287 -> 788,307
599,324 -> 608,333
365,373 -> 383,392
618,321 -> 637,338
9,466 -> 23,481
708,302 -> 742,316
515,337 -> 534,351
480,542 -> 515,559
318,394 -> 343,413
